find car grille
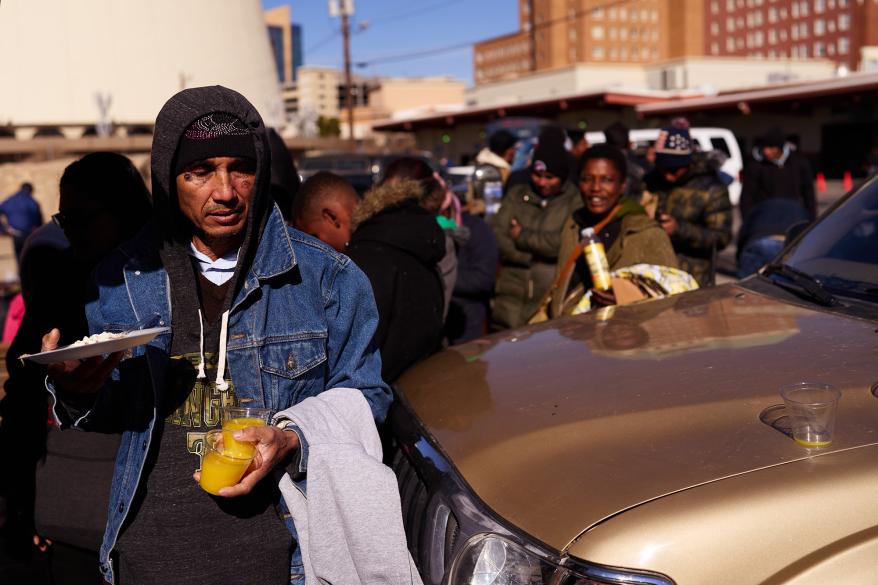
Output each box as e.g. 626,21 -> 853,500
392,448 -> 459,584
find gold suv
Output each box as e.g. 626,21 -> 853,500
389,180 -> 878,585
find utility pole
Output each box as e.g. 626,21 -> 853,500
330,0 -> 356,142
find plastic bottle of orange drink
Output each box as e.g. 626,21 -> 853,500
581,227 -> 612,291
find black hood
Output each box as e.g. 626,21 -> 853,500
151,85 -> 272,304
152,85 -> 272,259
351,180 -> 445,265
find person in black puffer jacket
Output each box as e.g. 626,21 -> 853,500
346,179 -> 446,382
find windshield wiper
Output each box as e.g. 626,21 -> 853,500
761,262 -> 838,307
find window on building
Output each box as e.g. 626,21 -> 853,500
726,37 -> 736,51
711,41 -> 720,54
737,36 -> 745,49
609,27 -> 618,40
769,7 -> 777,22
800,1 -> 808,16
726,0 -> 734,10
814,41 -> 825,57
610,47 -> 619,60
712,1 -> 719,14
791,25 -> 799,40
814,0 -> 825,13
780,29 -> 788,41
827,20 -> 835,32
592,46 -> 605,60
838,14 -> 850,31
570,28 -> 578,40
838,37 -> 849,54
593,7 -> 604,19
620,27 -> 628,40
727,16 -> 735,31
609,7 -> 617,19
780,7 -> 788,18
827,43 -> 835,56
620,47 -> 629,60
800,22 -> 809,38
570,47 -> 578,61
592,25 -> 604,39
792,3 -> 799,17
814,19 -> 825,35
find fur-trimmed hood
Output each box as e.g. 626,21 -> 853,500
352,179 -> 423,231
349,179 -> 445,267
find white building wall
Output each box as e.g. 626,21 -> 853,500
645,58 -> 837,92
0,0 -> 284,128
467,65 -> 649,108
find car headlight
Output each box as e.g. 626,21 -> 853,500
449,534 -> 675,585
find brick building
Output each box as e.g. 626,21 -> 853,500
474,0 -> 877,85
705,0 -> 878,71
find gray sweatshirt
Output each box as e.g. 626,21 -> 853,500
273,388 -> 423,585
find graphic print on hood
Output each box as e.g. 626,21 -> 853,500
351,179 -> 446,267
151,86 -> 274,387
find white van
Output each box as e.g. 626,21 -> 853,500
587,127 -> 744,206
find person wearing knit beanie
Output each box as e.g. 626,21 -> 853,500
529,143 -> 570,197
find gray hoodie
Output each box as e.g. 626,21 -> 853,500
273,388 -> 423,585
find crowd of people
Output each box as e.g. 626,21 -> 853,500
0,83 -> 820,585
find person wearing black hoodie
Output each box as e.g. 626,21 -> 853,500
40,86 -> 389,585
346,178 -> 446,383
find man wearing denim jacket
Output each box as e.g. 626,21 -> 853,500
42,86 -> 391,585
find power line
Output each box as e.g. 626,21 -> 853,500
353,0 -> 641,68
361,0 -> 468,30
305,29 -> 341,55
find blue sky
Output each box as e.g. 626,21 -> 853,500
261,0 -> 518,85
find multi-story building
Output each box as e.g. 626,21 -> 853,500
475,0 -> 690,84
295,66 -> 343,119
475,0 -> 876,85
265,5 -> 303,85
705,0 -> 878,71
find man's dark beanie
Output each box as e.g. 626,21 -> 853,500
537,125 -> 568,150
531,143 -> 569,179
488,130 -> 517,156
761,127 -> 786,148
604,121 -> 630,149
173,112 -> 257,176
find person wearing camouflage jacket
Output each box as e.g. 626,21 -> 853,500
644,126 -> 732,286
491,143 -> 581,330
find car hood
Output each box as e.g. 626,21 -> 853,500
394,284 -> 878,551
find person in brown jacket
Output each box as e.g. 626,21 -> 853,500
549,144 -> 678,318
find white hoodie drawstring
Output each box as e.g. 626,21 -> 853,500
215,310 -> 230,391
196,309 -> 207,379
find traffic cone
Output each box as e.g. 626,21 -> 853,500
843,171 -> 853,192
816,172 -> 826,193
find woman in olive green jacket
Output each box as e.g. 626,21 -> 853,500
548,145 -> 678,319
491,144 -> 581,330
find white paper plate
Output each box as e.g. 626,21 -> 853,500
21,327 -> 170,364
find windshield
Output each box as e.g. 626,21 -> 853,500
781,178 -> 878,298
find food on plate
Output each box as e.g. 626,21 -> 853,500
68,331 -> 127,347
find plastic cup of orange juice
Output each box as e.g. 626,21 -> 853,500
199,429 -> 256,495
221,406 -> 272,458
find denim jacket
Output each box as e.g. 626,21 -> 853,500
49,207 -> 391,583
